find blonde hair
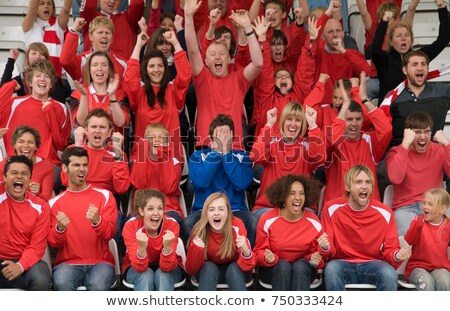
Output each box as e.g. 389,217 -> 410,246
386,21 -> 413,52
344,165 -> 374,197
376,1 -> 400,21
279,102 -> 307,139
89,16 -> 115,34
188,192 -> 236,260
144,123 -> 170,138
25,42 -> 50,68
424,188 -> 450,220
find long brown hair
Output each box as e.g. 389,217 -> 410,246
140,50 -> 170,108
188,192 -> 236,260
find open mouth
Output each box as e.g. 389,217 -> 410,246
359,191 -> 368,200
13,181 -> 24,191
214,63 -> 223,71
100,40 -> 109,49
37,82 -> 47,90
280,82 -> 287,88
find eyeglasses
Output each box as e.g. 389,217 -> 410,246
413,129 -> 432,136
275,74 -> 291,79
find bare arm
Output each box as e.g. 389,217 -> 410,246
230,11 -> 263,83
249,0 -> 261,23
404,0 -> 420,25
185,0 -> 204,76
58,0 -> 73,30
356,0 -> 372,31
297,0 -> 310,20
22,0 -> 40,32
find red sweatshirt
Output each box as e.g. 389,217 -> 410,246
386,143 -> 450,210
121,216 -> 182,273
130,140 -> 183,218
48,185 -> 117,266
250,126 -> 325,211
185,217 -> 255,276
123,51 -> 192,161
404,215 -> 450,280
0,183 -> 50,271
80,0 -> 144,60
0,157 -> 54,201
324,108 -> 392,202
254,208 -> 331,268
60,144 -> 130,195
0,81 -> 71,166
60,31 -> 127,84
322,197 -> 402,269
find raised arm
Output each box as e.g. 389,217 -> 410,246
356,0 -> 372,31
185,0 -> 204,76
230,10 -> 263,83
404,0 -> 420,26
22,0 -> 39,32
58,0 -> 73,30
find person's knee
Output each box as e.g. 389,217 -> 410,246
434,270 -> 450,291
377,264 -> 398,289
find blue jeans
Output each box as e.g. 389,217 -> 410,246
259,259 -> 316,291
182,210 -> 257,247
0,260 -> 50,290
53,263 -> 115,291
125,265 -> 183,291
408,268 -> 450,291
325,260 -> 398,291
366,77 -> 380,100
197,261 -> 247,291
394,202 -> 423,237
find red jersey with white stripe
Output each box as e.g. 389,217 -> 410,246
121,216 -> 182,273
48,185 -> 117,266
321,197 -> 401,269
185,217 -> 255,276
0,183 -> 50,271
404,215 -> 450,280
254,208 -> 331,268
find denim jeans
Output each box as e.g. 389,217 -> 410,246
125,265 -> 183,291
0,260 -> 50,290
197,261 -> 247,291
53,263 -> 115,291
366,77 -> 380,100
259,259 -> 316,291
394,202 -> 423,237
182,210 -> 258,248
408,268 -> 450,291
324,260 -> 398,291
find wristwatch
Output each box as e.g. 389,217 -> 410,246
362,97 -> 372,104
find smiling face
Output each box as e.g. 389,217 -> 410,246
30,71 -> 52,100
160,17 -> 175,31
100,0 -> 120,14
14,132 -> 37,159
85,116 -> 112,150
205,43 -> 230,77
403,55 -> 429,89
391,26 -> 412,55
4,162 -> 31,201
37,0 -> 54,21
206,197 -> 229,232
90,26 -> 113,52
139,197 -> 164,236
62,156 -> 89,191
346,171 -> 373,210
344,110 -> 363,140
282,181 -> 305,220
89,55 -> 110,86
145,127 -> 169,160
146,57 -> 165,86
282,114 -> 303,142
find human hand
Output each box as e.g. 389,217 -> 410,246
264,248 -> 275,264
162,230 -> 176,250
136,32 -> 149,48
184,0 -> 202,17
73,126 -> 86,146
236,235 -> 250,257
252,16 -> 271,40
309,251 -> 322,267
72,17 -> 87,32
433,130 -> 450,146
107,74 -> 120,97
308,16 -> 321,41
162,30 -> 179,46
317,232 -> 331,251
8,48 -> 20,60
136,232 -> 149,248
395,245 -> 412,261
401,128 -> 416,149
86,204 -> 101,225
56,211 -> 70,231
0,128 -> 8,139
1,261 -> 23,281
29,182 -> 40,196
305,105 -> 318,128
209,7 -> 222,25
193,236 -> 205,248
138,16 -> 147,34
174,14 -> 184,31
266,107 -> 277,128
318,73 -> 330,84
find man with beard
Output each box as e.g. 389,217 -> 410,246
323,76 -> 391,203
386,111 -> 450,236
385,50 -> 450,149
322,164 -> 411,290
48,147 -> 117,290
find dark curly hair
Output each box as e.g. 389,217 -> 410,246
265,174 -> 321,209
